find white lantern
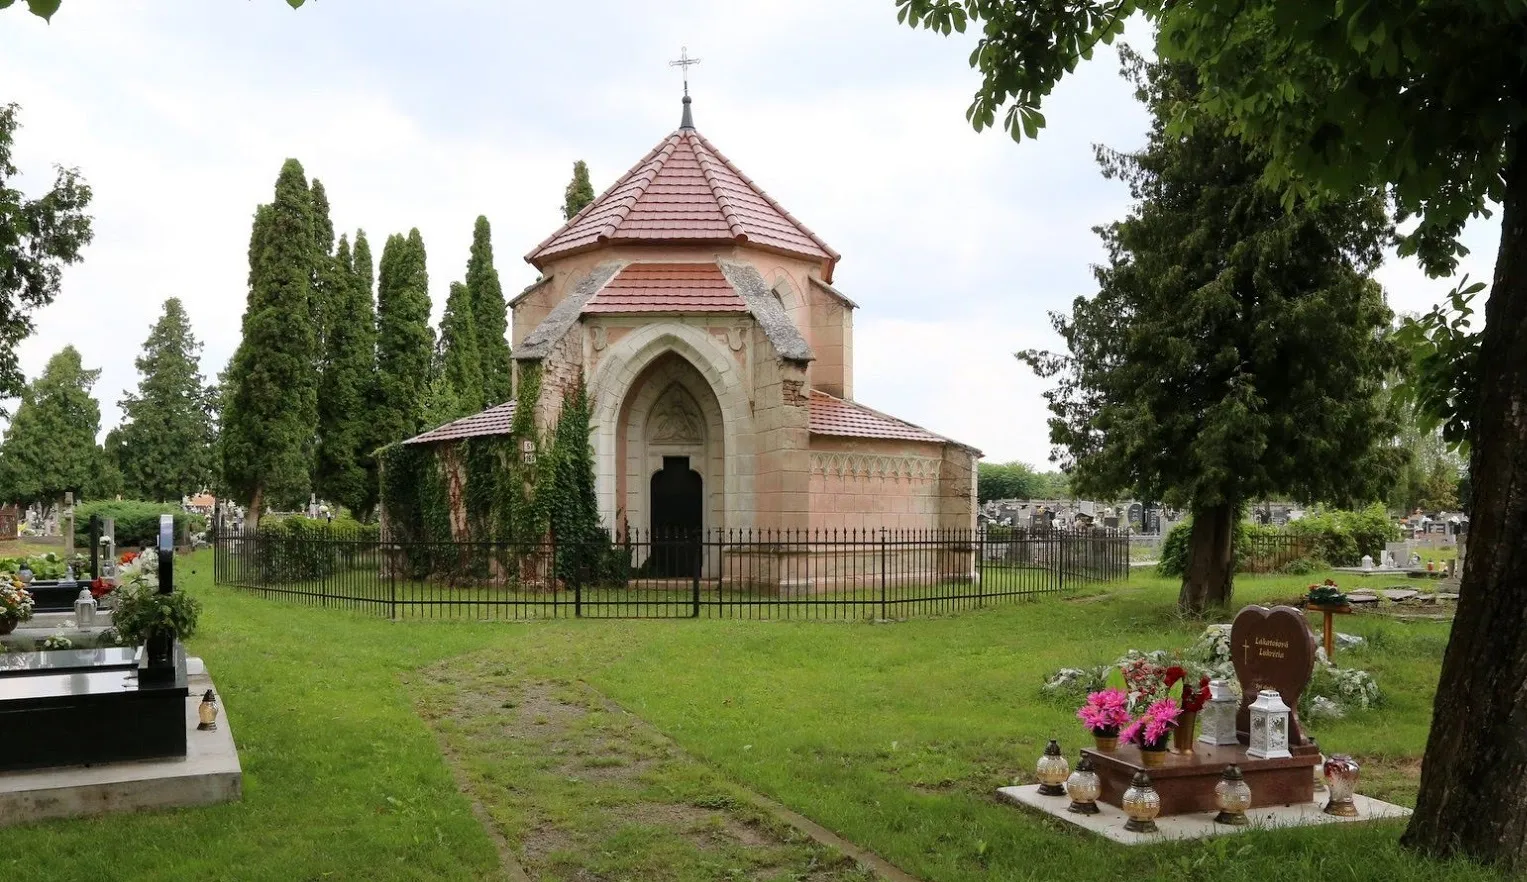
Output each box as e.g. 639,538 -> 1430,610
1197,679 -> 1241,746
1246,689 -> 1292,759
73,587 -> 97,628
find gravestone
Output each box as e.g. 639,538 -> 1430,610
1229,605 -> 1317,747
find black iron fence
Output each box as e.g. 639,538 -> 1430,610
212,526 -> 1129,620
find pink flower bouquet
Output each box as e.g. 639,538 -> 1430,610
1077,688 -> 1132,737
1119,697 -> 1183,750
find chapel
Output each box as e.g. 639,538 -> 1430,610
403,96 -> 978,573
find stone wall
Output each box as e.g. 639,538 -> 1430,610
806,436 -> 947,532
750,322 -> 812,531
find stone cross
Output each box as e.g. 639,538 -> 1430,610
1229,605 -> 1317,746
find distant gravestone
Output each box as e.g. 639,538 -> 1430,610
1230,605 -> 1317,747
0,505 -> 16,540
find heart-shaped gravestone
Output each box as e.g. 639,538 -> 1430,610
1230,605 -> 1317,746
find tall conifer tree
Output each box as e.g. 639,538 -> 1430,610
220,159 -> 319,522
465,216 -> 511,407
436,280 -> 482,422
562,160 -> 594,220
315,232 -> 378,517
117,297 -> 215,501
0,346 -> 105,513
1020,56 -> 1400,613
372,228 -> 432,447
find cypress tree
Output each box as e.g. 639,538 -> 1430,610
547,377 -> 606,581
373,228 -> 432,446
465,216 -> 511,408
436,280 -> 483,422
117,297 -> 216,501
309,178 -> 340,370
562,160 -> 594,220
220,159 -> 319,522
315,232 -> 378,517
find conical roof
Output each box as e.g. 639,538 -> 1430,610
526,126 -> 840,279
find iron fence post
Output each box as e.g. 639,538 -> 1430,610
692,531 -> 702,618
879,528 -> 888,621
388,541 -> 398,620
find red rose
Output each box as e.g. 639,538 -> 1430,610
1163,666 -> 1187,688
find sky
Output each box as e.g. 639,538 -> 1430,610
0,0 -> 1502,467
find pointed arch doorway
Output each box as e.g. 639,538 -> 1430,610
649,456 -> 702,577
615,351 -> 727,577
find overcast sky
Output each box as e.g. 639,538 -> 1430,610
1,0 -> 1501,466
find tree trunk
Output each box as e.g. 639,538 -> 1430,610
1401,139 -> 1527,869
247,486 -> 263,534
1179,503 -> 1235,614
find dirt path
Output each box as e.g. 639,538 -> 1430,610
411,656 -> 919,881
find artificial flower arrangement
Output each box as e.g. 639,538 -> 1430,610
88,577 -> 115,600
1164,664 -> 1212,715
1077,687 -> 1132,739
1307,579 -> 1348,608
0,581 -> 35,624
1118,697 -> 1184,751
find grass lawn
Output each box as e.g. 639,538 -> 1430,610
7,553 -> 1504,882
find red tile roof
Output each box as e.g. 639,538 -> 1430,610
583,262 -> 747,314
402,400 -> 517,446
527,128 -> 839,277
808,390 -> 951,444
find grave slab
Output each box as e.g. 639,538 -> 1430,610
0,665 -> 241,827
998,786 -> 1411,844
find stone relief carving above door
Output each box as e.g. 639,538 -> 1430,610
648,386 -> 704,444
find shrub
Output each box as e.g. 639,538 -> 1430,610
1277,556 -> 1323,575
256,516 -> 379,582
1155,518 -> 1256,577
1286,503 -> 1398,566
74,500 -> 206,548
111,576 -> 201,643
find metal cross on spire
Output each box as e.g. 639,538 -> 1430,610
669,46 -> 701,97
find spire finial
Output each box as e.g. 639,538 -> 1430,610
669,45 -> 701,129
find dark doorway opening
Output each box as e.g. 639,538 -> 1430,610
648,456 -> 702,577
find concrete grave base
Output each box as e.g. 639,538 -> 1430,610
0,663 -> 241,826
997,786 -> 1410,845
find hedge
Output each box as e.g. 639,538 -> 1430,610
73,501 -> 207,548
1155,503 -> 1399,577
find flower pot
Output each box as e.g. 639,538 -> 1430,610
1172,712 -> 1197,754
1140,746 -> 1169,768
1093,735 -> 1119,752
0,615 -> 16,636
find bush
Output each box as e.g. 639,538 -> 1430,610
257,516 -> 380,582
1277,556 -> 1323,575
74,500 -> 206,548
112,576 -> 201,643
1155,518 -> 1256,577
1286,503 -> 1398,566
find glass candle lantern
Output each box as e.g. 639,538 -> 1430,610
1213,764 -> 1252,825
1197,679 -> 1241,746
196,689 -> 220,731
73,588 -> 97,628
1065,754 -> 1101,815
1121,771 -> 1161,834
1246,690 -> 1292,759
1323,754 -> 1360,817
1035,739 -> 1069,796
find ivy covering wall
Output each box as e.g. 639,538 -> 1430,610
376,364 -> 615,583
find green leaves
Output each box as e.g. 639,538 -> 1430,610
1392,277 -> 1483,456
